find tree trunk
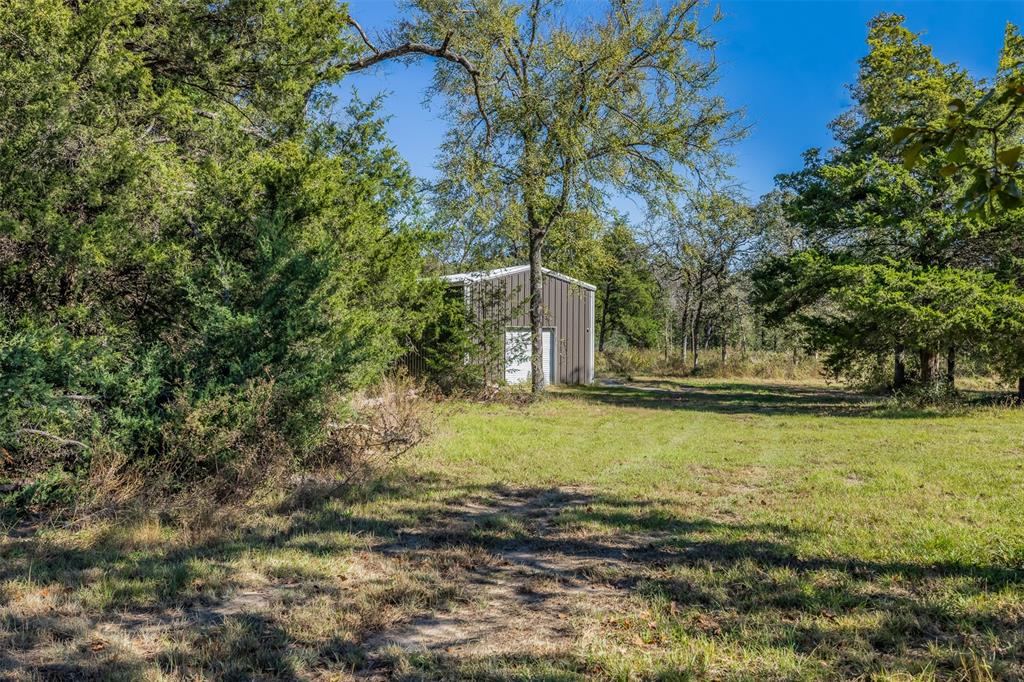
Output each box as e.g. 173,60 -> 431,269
945,345 -> 956,389
664,306 -> 670,363
893,345 -> 906,391
721,342 -> 727,365
529,231 -> 544,393
918,348 -> 939,385
680,287 -> 691,362
1018,377 -> 1024,402
691,296 -> 703,372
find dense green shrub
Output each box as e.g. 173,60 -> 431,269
0,0 -> 443,514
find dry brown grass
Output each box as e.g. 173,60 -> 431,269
305,373 -> 432,485
599,347 -> 825,382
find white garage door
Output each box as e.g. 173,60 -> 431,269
504,328 -> 556,385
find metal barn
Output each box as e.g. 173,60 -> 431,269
441,266 -> 596,386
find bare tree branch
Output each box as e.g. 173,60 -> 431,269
343,26 -> 493,143
346,17 -> 378,54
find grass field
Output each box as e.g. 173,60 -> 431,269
3,379 -> 1023,680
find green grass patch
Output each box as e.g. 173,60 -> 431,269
2,378 -> 1022,680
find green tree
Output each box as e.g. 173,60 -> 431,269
653,190 -> 756,370
347,0 -> 741,391
754,14 -> 994,390
590,222 -> 663,351
755,254 -> 1023,388
895,22 -> 1024,217
885,20 -> 1024,396
0,0 -> 438,505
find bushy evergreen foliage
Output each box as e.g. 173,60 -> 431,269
589,222 -> 664,351
753,15 -> 1024,393
0,0 -> 443,509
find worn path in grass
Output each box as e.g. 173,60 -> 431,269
2,378 -> 1024,680
360,486 -> 631,665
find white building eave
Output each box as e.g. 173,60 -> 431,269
440,265 -> 596,291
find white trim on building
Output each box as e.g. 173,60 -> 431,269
440,265 -> 597,292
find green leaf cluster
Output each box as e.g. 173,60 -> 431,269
893,22 -> 1024,217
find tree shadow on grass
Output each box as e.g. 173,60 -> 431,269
344,483 -> 1024,679
2,476 -> 1022,679
0,470 -> 446,679
568,380 -> 960,419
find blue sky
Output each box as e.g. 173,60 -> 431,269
339,1 -> 1023,204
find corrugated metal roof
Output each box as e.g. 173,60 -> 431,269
440,265 -> 596,291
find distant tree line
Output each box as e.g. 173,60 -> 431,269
494,14 -> 1024,396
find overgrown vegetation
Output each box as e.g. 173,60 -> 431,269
0,0 -> 444,516
598,348 -> 823,382
2,3 -> 1023,676
5,1 -> 1018,522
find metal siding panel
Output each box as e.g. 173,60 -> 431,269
517,270 -> 524,327
578,289 -> 584,383
513,272 -> 521,324
577,287 -> 584,384
544,273 -> 553,328
555,277 -> 563,383
551,274 -> 559,383
516,271 -> 527,327
512,279 -> 517,323
521,271 -> 527,326
565,283 -> 573,384
562,280 -> 571,385
587,290 -> 594,383
572,289 -> 580,384
578,289 -> 583,384
565,283 -> 572,384
581,291 -> 586,383
586,291 -> 591,382
566,288 -> 572,385
517,272 -> 523,323
582,289 -> 588,384
562,284 -> 569,385
565,282 -> 573,385
507,270 -> 516,321
463,268 -> 594,385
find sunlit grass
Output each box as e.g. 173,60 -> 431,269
1,378 -> 1022,679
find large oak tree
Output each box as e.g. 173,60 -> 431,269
347,0 -> 742,390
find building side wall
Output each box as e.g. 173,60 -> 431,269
463,270 -> 593,385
